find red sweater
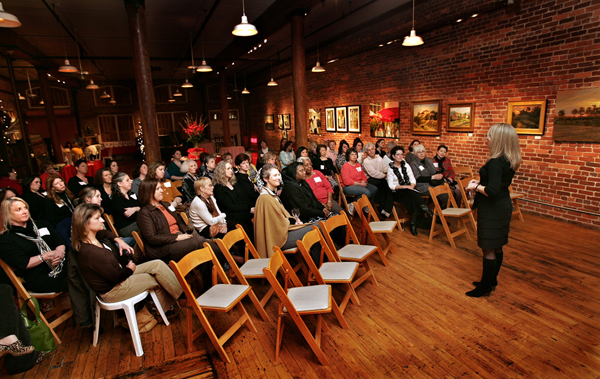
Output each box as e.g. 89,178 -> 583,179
305,170 -> 333,203
340,162 -> 367,187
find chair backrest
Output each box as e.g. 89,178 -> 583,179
263,248 -> 304,313
457,177 -> 476,209
0,258 -> 31,301
169,244 -> 231,296
454,166 -> 474,178
428,183 -> 460,212
180,212 -> 189,226
216,224 -> 260,263
171,180 -> 183,189
104,214 -> 119,236
319,211 -> 358,261
131,231 -> 144,254
296,227 -> 337,285
355,194 -> 380,222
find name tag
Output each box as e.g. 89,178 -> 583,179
356,167 -> 362,172
168,205 -> 176,212
419,165 -> 425,171
57,203 -> 64,208
433,162 -> 438,168
41,191 -> 47,196
164,181 -> 172,188
314,176 -> 322,183
130,193 -> 137,200
320,165 -> 325,170
39,227 -> 50,237
79,181 -> 87,185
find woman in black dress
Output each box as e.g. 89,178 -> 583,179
213,161 -> 254,241
21,176 -> 46,221
465,123 -> 521,297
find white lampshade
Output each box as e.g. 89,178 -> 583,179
86,80 -> 99,90
58,59 -> 78,73
0,2 -> 21,28
241,87 -> 250,94
267,78 -> 278,86
173,89 -> 183,97
196,60 -> 213,72
312,61 -> 325,72
181,78 -> 193,88
100,91 -> 110,99
232,14 -> 257,37
402,29 -> 424,46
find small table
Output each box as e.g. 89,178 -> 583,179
61,160 -> 104,183
219,146 -> 246,158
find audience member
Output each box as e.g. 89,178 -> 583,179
94,168 -> 114,214
166,149 -> 185,180
314,144 -> 338,189
336,140 -> 350,170
68,159 -> 94,198
130,162 -> 147,195
340,148 -> 378,204
326,140 -> 337,162
433,144 -> 462,206
405,139 -> 420,165
147,161 -> 183,206
189,177 -> 228,239
281,162 -> 331,222
0,166 -> 22,196
256,151 -> 278,193
410,144 -> 448,206
278,141 -> 296,169
362,142 -> 394,218
213,161 -> 254,241
180,159 -> 199,204
301,158 -> 343,214
40,163 -> 59,191
105,160 -> 119,176
111,173 -> 141,238
199,155 -> 216,180
21,176 -> 46,221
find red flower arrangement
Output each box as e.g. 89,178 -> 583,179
181,113 -> 207,146
187,147 -> 207,160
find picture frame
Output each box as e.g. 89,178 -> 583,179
447,103 -> 474,132
554,88 -> 600,142
308,109 -> 321,134
283,114 -> 291,130
348,105 -> 361,133
336,106 -> 348,132
411,100 -> 441,136
277,114 -> 284,130
325,107 -> 336,132
507,100 -> 546,135
265,114 -> 274,130
369,101 -> 400,138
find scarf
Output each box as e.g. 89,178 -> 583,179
433,155 -> 446,174
57,191 -> 75,213
389,161 -> 411,186
200,195 -> 219,217
14,222 -> 64,278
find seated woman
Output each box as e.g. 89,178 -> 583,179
198,155 -> 216,180
0,197 -> 67,293
278,141 -> 296,170
234,153 -> 259,207
362,142 -> 394,219
296,146 -> 309,161
68,159 -> 94,198
130,162 -> 148,195
308,140 -> 319,163
189,177 -> 228,239
387,146 -> 434,236
352,138 -> 364,163
43,176 -> 75,244
326,140 -> 337,162
410,144 -> 448,206
180,159 -> 199,204
375,139 -> 387,158
111,173 -> 141,238
300,157 -> 343,214
166,149 -> 185,181
79,186 -> 103,205
280,162 -> 332,223
433,144 -> 462,206
21,176 -> 45,221
221,152 -> 234,167
213,161 -> 254,241
278,138 -> 288,153
72,204 -> 183,329
313,144 -> 338,189
147,161 -> 183,207
256,151 -> 278,193
94,168 -> 114,214
336,140 -> 350,171
257,140 -> 274,171
340,148 -> 378,202
106,160 -> 119,176
405,139 -> 420,165
0,165 -> 22,196
254,164 -> 317,259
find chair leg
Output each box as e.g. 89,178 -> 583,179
93,301 -> 101,347
291,313 -> 330,366
123,304 -> 144,357
186,307 -> 194,351
330,298 -> 349,330
275,315 -> 285,362
237,301 -> 257,333
247,288 -> 271,322
149,290 -> 170,326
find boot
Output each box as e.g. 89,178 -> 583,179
420,204 -> 434,218
410,212 -> 418,236
472,252 -> 503,289
466,258 -> 496,297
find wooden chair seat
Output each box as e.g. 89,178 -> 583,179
510,192 -> 525,199
369,220 -> 397,233
196,283 -> 251,310
354,195 -> 398,266
285,285 -> 331,313
239,258 -> 271,277
428,183 -> 473,248
319,262 -> 359,282
441,208 -> 472,217
336,244 -> 378,261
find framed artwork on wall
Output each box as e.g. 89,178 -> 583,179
336,107 -> 348,132
412,100 -> 441,136
265,114 -> 274,130
507,100 -> 546,135
277,114 -> 284,130
283,114 -> 291,130
308,109 -> 321,134
325,108 -> 336,132
554,88 -> 600,142
348,105 -> 361,133
447,103 -> 474,132
369,101 -> 400,138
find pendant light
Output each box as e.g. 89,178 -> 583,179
312,39 -> 325,73
100,91 -> 110,99
187,32 -> 197,70
168,86 -> 175,102
402,0 -> 424,46
173,87 -> 183,97
109,98 -> 116,105
196,39 -> 212,72
267,62 -> 278,86
86,80 -> 99,90
26,72 -> 37,98
241,71 -> 250,94
57,8 -> 78,73
232,0 -> 257,36
0,2 -> 21,28
18,93 -> 25,100
182,77 -> 193,88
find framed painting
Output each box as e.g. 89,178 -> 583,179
277,114 -> 284,130
369,101 -> 400,138
283,114 -> 291,130
507,100 -> 546,135
412,100 -> 441,136
325,107 -> 336,132
308,109 -> 321,134
265,114 -> 274,130
554,88 -> 600,142
348,105 -> 361,133
336,107 -> 348,132
447,103 -> 474,132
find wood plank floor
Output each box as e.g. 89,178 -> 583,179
2,213 -> 599,378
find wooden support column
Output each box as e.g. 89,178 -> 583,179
7,57 -> 33,172
125,0 -> 160,163
291,12 -> 308,148
37,68 -> 63,164
220,71 -> 231,147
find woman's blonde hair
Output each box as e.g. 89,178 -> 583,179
46,175 -> 74,204
213,161 -> 236,187
487,123 -> 522,170
71,203 -> 104,251
1,197 -> 28,233
194,177 -> 212,195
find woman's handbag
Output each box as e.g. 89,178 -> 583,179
20,298 -> 57,353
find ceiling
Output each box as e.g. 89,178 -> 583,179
0,0 -> 411,87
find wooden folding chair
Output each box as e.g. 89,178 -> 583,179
103,213 -> 119,236
335,173 -> 356,218
132,230 -> 144,254
428,183 -> 473,248
0,258 -> 73,345
171,179 -> 183,189
454,165 -> 474,179
353,195 -> 398,267
509,185 -> 525,222
456,177 -> 478,233
392,202 -> 410,232
263,247 -> 349,366
168,243 -> 258,363
180,212 -> 189,226
296,227 -> 360,314
215,225 -> 271,321
319,211 -> 378,288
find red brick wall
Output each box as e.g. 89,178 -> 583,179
245,0 -> 600,229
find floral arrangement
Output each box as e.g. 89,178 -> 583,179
187,147 -> 207,160
181,113 -> 207,146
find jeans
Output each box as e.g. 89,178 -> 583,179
342,183 -> 378,201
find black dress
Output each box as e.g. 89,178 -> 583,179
473,157 -> 515,249
67,176 -> 94,198
21,192 -> 46,221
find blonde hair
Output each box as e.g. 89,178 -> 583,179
1,197 -> 28,233
213,161 -> 236,187
194,177 -> 212,195
487,123 -> 522,170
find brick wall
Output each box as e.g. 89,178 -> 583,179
245,0 -> 600,229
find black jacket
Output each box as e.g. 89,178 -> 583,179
280,169 -> 326,222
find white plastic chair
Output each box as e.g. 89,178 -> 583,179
93,290 -> 169,357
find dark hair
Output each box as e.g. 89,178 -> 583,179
0,165 -> 15,178
259,139 -> 267,146
296,146 -> 308,158
74,159 -> 87,169
132,162 -> 147,179
437,144 -> 449,152
22,175 -> 40,194
283,141 -> 294,152
390,146 -> 405,157
71,203 -> 104,251
346,147 -> 358,161
172,149 -> 181,157
111,172 -> 129,198
352,138 -> 363,148
105,159 -> 117,169
199,152 -> 210,164
317,144 -> 327,156
138,178 -> 160,205
203,154 -> 215,165
94,168 -> 112,186
147,161 -> 166,180
79,186 -> 99,204
283,161 -> 303,181
235,153 -> 250,166
0,187 -> 17,201
222,152 -> 233,161
376,139 -> 385,149
279,138 -> 287,150
408,139 -> 420,152
65,142 -> 73,149
338,139 -> 349,154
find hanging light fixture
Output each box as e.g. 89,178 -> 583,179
241,71 -> 250,94
18,93 -> 25,100
181,78 -> 193,88
168,85 -> 175,102
267,61 -> 278,86
312,39 -> 325,72
57,8 -> 78,73
26,72 -> 37,98
173,87 -> 183,97
196,39 -> 212,72
100,91 -> 110,99
227,94 -> 232,100
187,32 -> 197,70
86,80 -> 99,89
40,99 -> 45,105
402,0 -> 424,46
232,0 -> 257,36
109,98 -> 116,104
0,2 -> 22,28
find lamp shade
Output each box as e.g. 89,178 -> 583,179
100,91 -> 110,99
402,29 -> 424,46
232,15 -> 257,36
196,60 -> 212,72
58,59 -> 78,73
241,87 -> 250,94
86,80 -> 99,90
181,78 -> 193,88
168,97 -> 175,103
173,89 -> 183,97
312,61 -> 325,72
109,99 -> 116,104
0,3 -> 21,28
267,78 -> 278,86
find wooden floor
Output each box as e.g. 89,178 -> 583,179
2,212 -> 599,378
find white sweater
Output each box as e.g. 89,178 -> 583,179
189,195 -> 227,232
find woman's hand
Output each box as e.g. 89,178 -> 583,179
115,238 -> 134,255
323,208 -> 331,218
432,173 -> 443,180
126,260 -> 136,272
176,233 -> 192,241
123,207 -> 139,218
250,207 -> 255,214
325,201 -> 333,211
466,179 -> 480,190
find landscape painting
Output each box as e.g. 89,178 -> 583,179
507,101 -> 546,135
447,103 -> 474,132
554,88 -> 600,142
412,100 -> 440,135
370,102 -> 400,138
265,114 -> 274,130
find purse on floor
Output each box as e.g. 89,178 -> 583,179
20,298 -> 57,353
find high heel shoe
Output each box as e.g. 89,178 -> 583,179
465,285 -> 493,297
0,340 -> 35,357
410,223 -> 418,236
420,204 -> 434,218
